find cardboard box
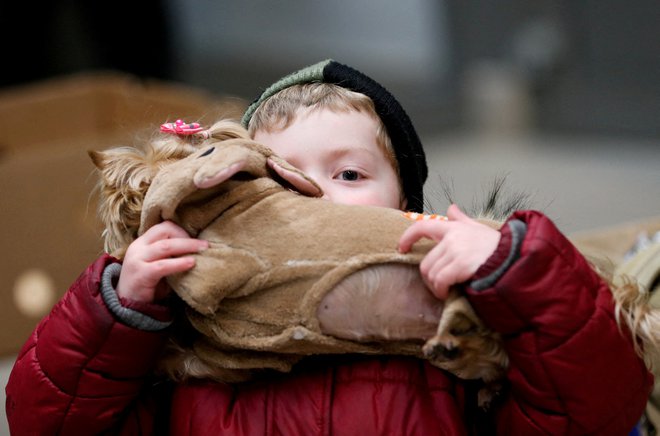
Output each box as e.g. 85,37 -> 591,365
0,72 -> 246,356
571,216 -> 660,265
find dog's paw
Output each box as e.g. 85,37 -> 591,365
422,308 -> 479,364
423,292 -> 508,386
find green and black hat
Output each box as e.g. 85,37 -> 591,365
242,59 -> 428,212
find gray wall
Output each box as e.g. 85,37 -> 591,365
167,0 -> 449,89
165,0 -> 456,133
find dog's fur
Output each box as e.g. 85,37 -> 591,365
90,119 -> 659,409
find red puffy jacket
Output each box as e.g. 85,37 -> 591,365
6,211 -> 652,435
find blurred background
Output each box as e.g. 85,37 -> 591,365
1,1 -> 659,433
3,0 -> 660,137
3,0 -> 658,227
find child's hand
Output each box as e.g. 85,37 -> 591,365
398,204 -> 500,300
116,221 -> 209,302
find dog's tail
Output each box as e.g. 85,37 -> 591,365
593,243 -> 660,366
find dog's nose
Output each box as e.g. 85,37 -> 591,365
424,343 -> 461,361
440,345 -> 461,360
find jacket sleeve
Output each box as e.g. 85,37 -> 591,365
5,254 -> 172,435
466,210 -> 653,435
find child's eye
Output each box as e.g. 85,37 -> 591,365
337,170 -> 361,181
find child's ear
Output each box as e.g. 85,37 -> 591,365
267,157 -> 323,197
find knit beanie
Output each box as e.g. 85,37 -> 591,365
242,59 -> 428,212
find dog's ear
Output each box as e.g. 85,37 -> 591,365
88,149 -> 105,170
89,147 -> 155,257
88,147 -> 155,190
267,156 -> 323,197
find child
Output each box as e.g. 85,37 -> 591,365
5,60 -> 652,435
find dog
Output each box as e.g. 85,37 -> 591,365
89,119 -> 658,410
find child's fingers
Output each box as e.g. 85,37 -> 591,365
419,242 -> 450,279
398,221 -> 451,253
418,243 -> 458,300
425,263 -> 462,300
118,221 -> 207,302
116,255 -> 196,302
140,220 -> 191,244
144,257 -> 197,281
143,238 -> 208,262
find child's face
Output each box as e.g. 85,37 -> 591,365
254,108 -> 405,210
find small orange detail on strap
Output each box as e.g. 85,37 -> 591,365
403,212 -> 448,221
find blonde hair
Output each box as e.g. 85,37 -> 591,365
246,83 -> 400,178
